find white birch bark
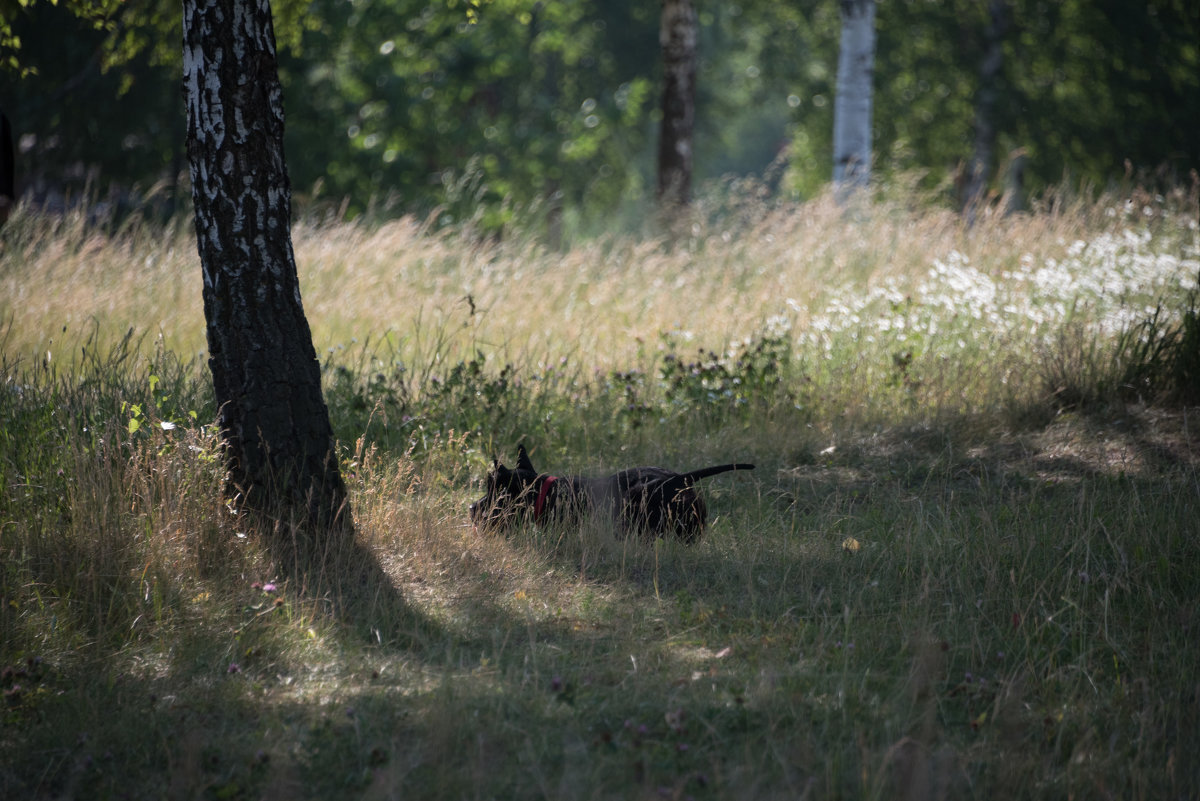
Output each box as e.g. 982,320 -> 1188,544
833,0 -> 876,200
183,0 -> 349,531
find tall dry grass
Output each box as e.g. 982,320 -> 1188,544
2,182 -> 1199,800
6,184 -> 1192,376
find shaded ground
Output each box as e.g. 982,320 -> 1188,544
778,406 -> 1198,510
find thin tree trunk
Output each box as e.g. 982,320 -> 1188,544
657,0 -> 697,207
0,109 -> 13,227
183,0 -> 349,532
832,0 -> 876,201
531,4 -> 563,248
964,0 -> 1010,224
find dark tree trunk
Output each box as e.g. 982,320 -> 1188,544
0,109 -> 14,227
530,4 -> 563,248
964,0 -> 1010,224
657,0 -> 697,207
182,0 -> 349,532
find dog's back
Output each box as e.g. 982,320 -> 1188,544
614,463 -> 754,542
472,446 -> 754,542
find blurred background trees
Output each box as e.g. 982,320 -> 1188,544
1,0 -> 1197,236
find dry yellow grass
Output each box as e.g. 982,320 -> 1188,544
3,187 -> 1165,376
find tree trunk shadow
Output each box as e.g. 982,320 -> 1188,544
266,518 -> 440,653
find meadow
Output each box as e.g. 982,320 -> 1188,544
2,183 -> 1199,799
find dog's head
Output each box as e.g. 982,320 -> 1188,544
469,445 -> 539,530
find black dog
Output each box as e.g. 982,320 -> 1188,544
470,445 -> 754,543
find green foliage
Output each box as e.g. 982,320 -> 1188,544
657,323 -> 797,418
276,0 -> 662,220
5,0 -> 1198,226
1005,0 -> 1200,191
319,333 -> 550,458
319,319 -> 808,463
0,0 -> 120,74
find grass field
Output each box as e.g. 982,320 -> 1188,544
2,184 -> 1199,799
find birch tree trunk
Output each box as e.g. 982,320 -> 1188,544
657,0 -> 698,207
183,0 -> 349,532
832,0 -> 876,200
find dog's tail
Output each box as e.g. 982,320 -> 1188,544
679,463 -> 755,483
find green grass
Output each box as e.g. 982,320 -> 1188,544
2,184 -> 1199,799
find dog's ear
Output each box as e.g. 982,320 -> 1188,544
489,457 -> 507,483
517,444 -> 536,474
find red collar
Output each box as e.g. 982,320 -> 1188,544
534,476 -> 558,522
